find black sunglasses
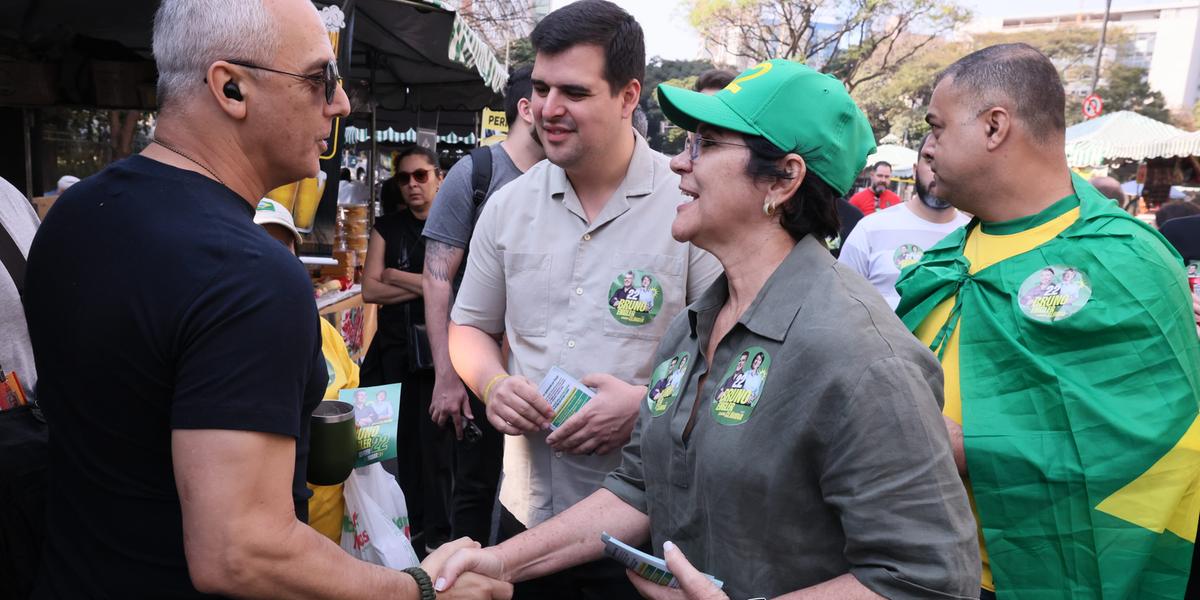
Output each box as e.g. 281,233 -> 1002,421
396,169 -> 434,185
225,59 -> 343,104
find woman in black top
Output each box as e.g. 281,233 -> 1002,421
361,145 -> 452,553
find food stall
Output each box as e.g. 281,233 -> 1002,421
1065,110 -> 1200,207
1,0 -> 508,366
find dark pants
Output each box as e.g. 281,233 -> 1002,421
980,590 -> 995,600
498,508 -> 642,600
395,369 -> 453,550
450,392 -> 503,544
363,343 -> 454,552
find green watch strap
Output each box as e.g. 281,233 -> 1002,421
402,566 -> 436,600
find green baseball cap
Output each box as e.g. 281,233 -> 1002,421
657,59 -> 876,196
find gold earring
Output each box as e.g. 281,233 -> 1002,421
763,200 -> 776,216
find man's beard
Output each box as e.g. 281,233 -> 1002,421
528,124 -> 542,147
915,176 -> 952,210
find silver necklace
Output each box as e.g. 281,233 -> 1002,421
151,138 -> 225,186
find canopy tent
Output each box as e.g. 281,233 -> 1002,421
866,144 -> 918,178
318,0 -> 506,114
1064,111 -> 1200,168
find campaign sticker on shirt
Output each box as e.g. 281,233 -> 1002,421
646,351 -> 691,417
711,347 -> 771,426
1017,265 -> 1092,323
1187,260 -> 1199,295
607,270 -> 663,326
893,244 -> 924,270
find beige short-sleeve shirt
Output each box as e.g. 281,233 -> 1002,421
452,132 -> 722,526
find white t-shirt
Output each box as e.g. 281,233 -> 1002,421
838,202 -> 970,309
0,177 -> 40,400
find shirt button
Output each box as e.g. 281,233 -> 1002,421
554,451 -> 564,458
575,287 -> 583,295
583,233 -> 591,241
567,340 -> 576,348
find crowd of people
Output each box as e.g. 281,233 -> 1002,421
1,0 -> 1199,599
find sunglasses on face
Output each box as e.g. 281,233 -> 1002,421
396,169 -> 434,185
224,59 -> 343,104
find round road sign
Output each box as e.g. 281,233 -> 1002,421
1082,94 -> 1103,119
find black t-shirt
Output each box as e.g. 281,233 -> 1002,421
1160,214 -> 1200,261
24,156 -> 325,598
373,209 -> 426,345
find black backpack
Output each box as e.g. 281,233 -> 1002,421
468,146 -> 493,210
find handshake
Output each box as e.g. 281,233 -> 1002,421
419,538 -> 511,600
424,536 -> 731,600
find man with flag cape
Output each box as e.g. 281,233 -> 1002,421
897,43 -> 1200,599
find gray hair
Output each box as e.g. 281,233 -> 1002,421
152,0 -> 280,108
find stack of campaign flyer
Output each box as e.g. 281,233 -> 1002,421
601,533 -> 724,590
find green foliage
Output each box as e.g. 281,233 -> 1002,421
641,58 -> 719,152
1095,63 -> 1170,122
506,37 -> 535,67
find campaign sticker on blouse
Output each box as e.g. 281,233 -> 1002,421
1017,265 -> 1092,323
711,347 -> 771,426
646,352 -> 691,416
607,270 -> 663,326
1187,261 -> 1199,295
893,244 -> 924,270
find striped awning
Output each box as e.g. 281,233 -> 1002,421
1065,111 -> 1200,167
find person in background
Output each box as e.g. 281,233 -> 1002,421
1155,200 -> 1200,229
423,64 -> 545,547
1088,175 -> 1126,208
253,197 -> 359,543
839,134 -> 969,308
447,1 -> 721,595
848,161 -> 902,216
899,42 -> 1200,599
362,144 -> 453,556
45,175 -> 79,197
632,105 -> 648,138
692,68 -> 736,95
0,176 -> 43,598
437,58 -> 978,600
22,0 -> 508,597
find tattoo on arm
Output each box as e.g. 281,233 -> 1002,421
425,239 -> 465,283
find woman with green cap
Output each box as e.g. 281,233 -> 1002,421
433,60 -> 978,600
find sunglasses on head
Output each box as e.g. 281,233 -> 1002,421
396,169 -> 434,185
224,59 -> 343,104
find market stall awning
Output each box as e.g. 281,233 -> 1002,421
332,0 -> 507,113
1064,111 -> 1200,167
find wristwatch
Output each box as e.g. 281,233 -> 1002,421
402,567 -> 436,600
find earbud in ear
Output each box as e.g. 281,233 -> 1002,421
223,81 -> 243,101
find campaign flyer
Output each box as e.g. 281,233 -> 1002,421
340,383 -> 402,468
600,532 -> 724,590
537,366 -> 595,430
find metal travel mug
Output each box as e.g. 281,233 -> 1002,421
307,400 -> 357,485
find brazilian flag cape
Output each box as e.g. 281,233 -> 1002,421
896,174 -> 1200,598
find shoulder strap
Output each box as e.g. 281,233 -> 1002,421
0,223 -> 26,298
469,146 -> 493,208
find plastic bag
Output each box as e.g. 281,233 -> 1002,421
340,463 -> 419,568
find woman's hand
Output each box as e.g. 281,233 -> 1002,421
626,542 -> 729,600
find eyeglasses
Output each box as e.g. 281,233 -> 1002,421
685,134 -> 750,162
396,169 -> 434,185
225,59 -> 343,104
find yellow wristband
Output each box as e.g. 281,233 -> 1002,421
482,374 -> 510,405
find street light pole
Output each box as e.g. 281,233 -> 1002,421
1090,0 -> 1113,95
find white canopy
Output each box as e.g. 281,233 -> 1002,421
1064,111 -> 1200,167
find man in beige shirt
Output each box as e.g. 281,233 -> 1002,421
448,1 -> 720,597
